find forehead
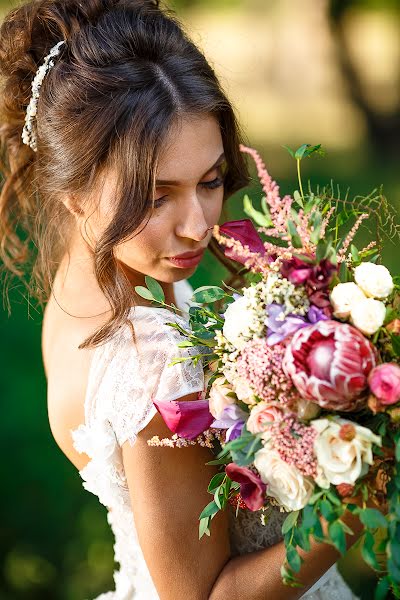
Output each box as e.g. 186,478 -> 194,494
156,114 -> 224,181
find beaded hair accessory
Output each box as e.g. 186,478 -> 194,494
21,40 -> 66,152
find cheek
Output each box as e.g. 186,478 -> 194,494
115,223 -> 166,265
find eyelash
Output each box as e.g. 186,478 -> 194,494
153,176 -> 224,209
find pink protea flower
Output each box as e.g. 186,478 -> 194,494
368,363 -> 400,406
282,320 -> 376,411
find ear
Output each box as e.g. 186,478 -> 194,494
61,194 -> 84,218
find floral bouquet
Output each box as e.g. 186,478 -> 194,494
136,144 -> 400,598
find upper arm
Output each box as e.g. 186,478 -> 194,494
122,392 -> 231,600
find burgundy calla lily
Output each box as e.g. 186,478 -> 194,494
225,463 -> 266,511
153,398 -> 214,440
219,219 -> 265,265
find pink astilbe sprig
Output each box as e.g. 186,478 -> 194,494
337,213 -> 369,263
267,414 -> 318,478
240,144 -> 292,233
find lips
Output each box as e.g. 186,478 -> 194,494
170,248 -> 205,260
168,248 -> 206,269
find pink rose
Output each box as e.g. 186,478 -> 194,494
368,363 -> 400,406
247,402 -> 283,434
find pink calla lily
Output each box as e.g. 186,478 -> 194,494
225,463 -> 266,511
153,398 -> 214,440
219,219 -> 265,265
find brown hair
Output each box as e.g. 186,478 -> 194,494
0,0 -> 250,348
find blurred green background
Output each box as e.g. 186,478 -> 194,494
0,0 -> 399,598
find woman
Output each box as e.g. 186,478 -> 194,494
0,1 -> 374,598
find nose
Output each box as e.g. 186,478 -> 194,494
175,194 -> 210,242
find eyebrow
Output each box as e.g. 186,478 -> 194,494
155,152 -> 226,186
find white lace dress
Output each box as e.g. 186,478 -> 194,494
71,280 -> 359,600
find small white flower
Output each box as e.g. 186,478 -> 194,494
330,282 -> 366,320
223,296 -> 256,350
312,417 -> 381,487
354,262 -> 394,299
232,375 -> 256,404
350,297 -> 386,336
254,447 -> 314,511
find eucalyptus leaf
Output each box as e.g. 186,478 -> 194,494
135,286 -> 155,301
192,286 -> 226,304
145,276 -> 165,303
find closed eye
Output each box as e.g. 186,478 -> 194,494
153,175 -> 224,209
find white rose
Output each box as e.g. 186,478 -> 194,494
330,282 -> 366,320
312,417 -> 382,487
222,296 -> 255,350
350,297 -> 386,336
354,262 -> 394,299
208,377 -> 236,419
254,447 -> 314,511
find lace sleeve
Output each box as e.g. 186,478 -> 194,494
108,308 -> 205,448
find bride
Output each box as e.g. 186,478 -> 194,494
0,1 -> 374,598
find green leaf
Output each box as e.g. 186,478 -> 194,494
302,505 -> 319,530
134,286 -> 155,301
328,521 -> 346,555
282,144 -> 295,158
374,576 -> 390,600
207,473 -> 226,493
192,286 -> 226,304
199,517 -> 211,539
145,276 -> 165,303
359,508 -> 388,530
320,499 -> 336,522
295,144 -> 310,160
308,490 -> 324,505
243,194 -> 273,227
310,212 -> 322,244
286,545 -> 302,573
287,220 -> 303,249
282,510 -> 300,534
391,334 -> 400,357
362,531 -> 382,571
293,190 -> 303,208
199,501 -> 220,520
350,245 -> 360,263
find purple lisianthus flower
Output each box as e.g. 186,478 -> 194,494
225,463 -> 266,511
211,404 -> 247,442
307,305 -> 329,324
265,303 -> 308,345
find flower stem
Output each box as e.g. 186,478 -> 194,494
297,159 -> 305,201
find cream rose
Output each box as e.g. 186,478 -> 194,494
208,377 -> 236,420
350,297 -> 386,336
312,417 -> 382,487
232,375 -> 256,404
330,282 -> 366,320
222,296 -> 255,350
254,447 -> 314,511
354,262 -> 394,299
247,402 -> 283,434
